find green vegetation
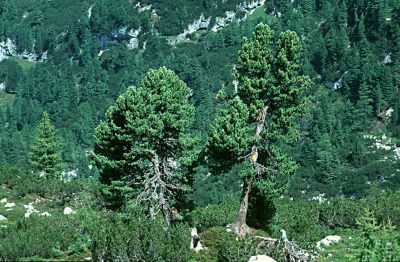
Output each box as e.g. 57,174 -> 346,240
29,112 -> 64,177
0,90 -> 15,107
208,23 -> 310,235
0,0 -> 400,260
93,67 -> 198,224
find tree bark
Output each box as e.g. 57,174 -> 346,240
231,177 -> 252,236
232,105 -> 268,237
151,154 -> 171,226
159,178 -> 171,226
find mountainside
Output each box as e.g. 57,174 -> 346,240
1,1 -> 400,260
1,0 -> 399,198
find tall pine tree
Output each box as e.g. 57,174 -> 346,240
29,112 -> 63,177
208,23 -> 311,236
93,67 -> 197,225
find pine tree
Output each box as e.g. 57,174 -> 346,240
315,133 -> 341,184
93,67 -> 197,225
355,209 -> 400,261
354,81 -> 373,129
208,23 -> 311,236
29,112 -> 63,177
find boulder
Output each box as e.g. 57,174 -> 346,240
64,207 -> 75,215
4,202 -> 15,208
0,214 -> 7,221
248,255 -> 277,262
316,235 -> 341,249
0,198 -> 7,203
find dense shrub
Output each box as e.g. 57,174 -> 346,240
199,226 -> 228,258
187,202 -> 238,232
0,166 -> 102,209
273,199 -> 330,245
371,193 -> 400,227
0,166 -> 81,198
273,193 -> 400,246
219,233 -> 258,262
318,198 -> 364,228
0,214 -> 91,260
91,212 -> 192,261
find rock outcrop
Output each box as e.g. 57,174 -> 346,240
166,14 -> 211,45
0,38 -> 47,62
127,28 -> 141,49
167,0 -> 266,44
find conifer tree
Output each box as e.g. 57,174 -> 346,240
208,23 -> 311,236
355,209 -> 400,261
29,112 -> 63,177
354,81 -> 373,129
93,67 -> 197,225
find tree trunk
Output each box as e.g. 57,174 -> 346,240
232,105 -> 268,237
159,180 -> 171,226
232,178 -> 252,236
151,154 -> 171,226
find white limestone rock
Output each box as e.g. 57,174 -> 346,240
127,28 -> 141,49
62,169 -> 78,181
64,207 -> 75,215
4,202 -> 15,208
0,215 -> 7,221
248,255 -> 277,262
40,212 -> 51,217
24,203 -> 39,218
135,2 -> 152,12
316,235 -> 341,249
0,38 -> 47,62
0,198 -> 7,204
167,14 -> 212,45
382,53 -> 392,64
311,193 -> 327,204
87,5 -> 94,18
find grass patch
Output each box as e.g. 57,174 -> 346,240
0,90 -> 15,107
8,57 -> 36,71
247,6 -> 267,21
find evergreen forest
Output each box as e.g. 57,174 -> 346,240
1,0 -> 400,261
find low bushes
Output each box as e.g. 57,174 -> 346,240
186,201 -> 238,232
0,166 -> 81,200
91,211 -> 192,261
273,192 -> 400,245
0,212 -> 94,260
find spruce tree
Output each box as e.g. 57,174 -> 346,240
355,209 -> 400,261
93,67 -> 197,225
208,23 -> 311,236
29,112 -> 63,177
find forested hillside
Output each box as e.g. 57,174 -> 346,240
1,0 -> 400,261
